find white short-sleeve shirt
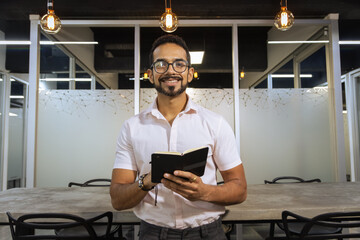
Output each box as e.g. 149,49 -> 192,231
114,96 -> 242,229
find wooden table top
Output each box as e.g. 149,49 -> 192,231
1,182 -> 359,223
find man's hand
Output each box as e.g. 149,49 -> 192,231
161,164 -> 247,205
161,170 -> 209,201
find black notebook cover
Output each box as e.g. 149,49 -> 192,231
151,146 -> 209,183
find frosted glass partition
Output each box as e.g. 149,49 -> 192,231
140,88 -> 235,130
8,108 -> 24,187
239,88 -> 333,183
37,88 -> 332,187
37,90 -> 134,187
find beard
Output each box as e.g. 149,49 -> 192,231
154,75 -> 189,97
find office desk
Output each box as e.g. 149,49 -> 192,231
0,182 -> 360,224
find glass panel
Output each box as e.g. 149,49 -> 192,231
40,40 -> 70,90
239,88 -> 333,183
96,82 -> 105,90
0,73 -> 3,189
92,27 -> 134,90
300,46 -> 327,87
255,80 -> 268,89
252,25 -> 329,89
75,64 -> 91,90
37,89 -> 134,187
238,27 -> 270,87
272,59 -> 294,88
7,79 -> 26,189
39,32 -> 102,90
244,24 -> 332,183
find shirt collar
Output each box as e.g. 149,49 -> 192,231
144,94 -> 198,118
183,96 -> 198,114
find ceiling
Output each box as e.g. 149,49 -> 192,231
0,0 -> 360,21
1,0 -> 360,89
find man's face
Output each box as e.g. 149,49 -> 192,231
148,43 -> 194,97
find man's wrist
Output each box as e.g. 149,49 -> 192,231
138,174 -> 154,191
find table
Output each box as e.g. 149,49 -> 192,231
225,181 -> 360,223
1,182 -> 360,224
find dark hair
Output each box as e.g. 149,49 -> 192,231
149,34 -> 191,66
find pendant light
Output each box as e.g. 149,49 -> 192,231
40,0 -> 62,34
194,71 -> 199,79
274,0 -> 294,31
240,67 -> 245,79
159,0 -> 178,33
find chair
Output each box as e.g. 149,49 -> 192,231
67,178 -> 124,239
282,210 -> 360,239
264,176 -> 327,240
7,211 -> 116,240
264,176 -> 321,184
68,178 -> 111,187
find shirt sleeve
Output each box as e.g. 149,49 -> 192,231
212,117 -> 242,171
113,120 -> 138,170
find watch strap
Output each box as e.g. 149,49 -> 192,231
138,174 -> 154,191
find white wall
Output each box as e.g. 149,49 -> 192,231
36,88 -> 333,186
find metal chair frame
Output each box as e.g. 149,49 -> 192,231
282,210 -> 360,239
264,176 -> 322,240
7,211 -> 114,240
67,178 -> 123,239
68,178 -> 111,187
264,176 -> 321,184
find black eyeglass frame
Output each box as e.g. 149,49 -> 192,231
150,59 -> 190,74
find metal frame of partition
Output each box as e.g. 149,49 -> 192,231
11,76 -> 29,189
0,73 -> 10,191
344,68 -> 360,181
325,14 -> 347,182
0,73 -> 29,191
23,14 -> 345,188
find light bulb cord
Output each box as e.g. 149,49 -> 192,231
165,0 -> 171,10
47,0 -> 54,11
280,0 -> 287,8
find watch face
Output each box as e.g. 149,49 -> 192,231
138,174 -> 152,191
138,179 -> 143,189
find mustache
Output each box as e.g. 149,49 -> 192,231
159,75 -> 183,82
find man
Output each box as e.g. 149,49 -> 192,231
110,34 -> 247,240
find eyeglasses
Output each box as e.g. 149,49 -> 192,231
151,59 -> 189,74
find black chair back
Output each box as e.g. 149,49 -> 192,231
68,178 -> 111,187
7,211 -> 113,240
282,210 -> 360,239
264,176 -> 321,184
264,176 -> 322,240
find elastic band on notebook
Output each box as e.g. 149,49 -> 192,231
155,185 -> 158,206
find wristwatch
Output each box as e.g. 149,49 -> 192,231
138,174 -> 153,191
